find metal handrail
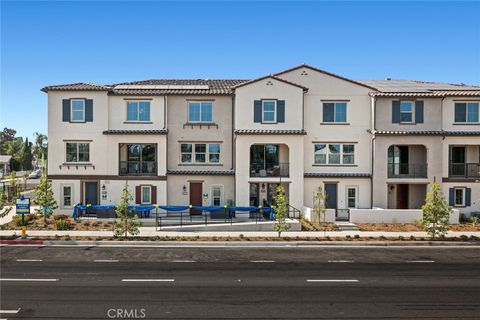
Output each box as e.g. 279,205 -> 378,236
387,163 -> 428,178
250,162 -> 289,177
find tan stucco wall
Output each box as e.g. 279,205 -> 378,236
304,178 -> 371,209
442,97 -> 480,131
167,175 -> 234,206
234,78 -> 304,130
108,95 -> 166,130
375,97 -> 443,131
167,96 -> 233,171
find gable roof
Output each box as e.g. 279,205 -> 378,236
231,74 -> 308,91
41,82 -> 112,92
274,64 -> 378,91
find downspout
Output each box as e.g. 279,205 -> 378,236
232,93 -> 236,205
370,95 -> 376,209
165,95 -> 168,204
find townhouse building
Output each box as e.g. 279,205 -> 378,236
42,64 -> 480,221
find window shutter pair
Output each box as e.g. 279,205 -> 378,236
449,188 -> 472,207
62,99 -> 93,122
391,100 -> 424,123
253,100 -> 285,123
135,185 -> 156,204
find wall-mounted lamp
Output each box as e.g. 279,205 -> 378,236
102,184 -> 106,191
182,185 -> 187,193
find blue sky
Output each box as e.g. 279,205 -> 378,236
1,1 -> 479,139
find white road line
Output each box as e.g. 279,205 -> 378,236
250,260 -> 275,263
307,279 -> 359,283
170,260 -> 196,263
0,308 -> 21,314
94,259 -> 119,263
406,260 -> 435,263
16,259 -> 42,262
328,260 -> 354,263
0,278 -> 58,282
121,279 -> 175,282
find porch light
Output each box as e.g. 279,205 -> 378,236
182,185 -> 187,193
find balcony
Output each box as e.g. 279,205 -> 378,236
250,162 -> 289,178
119,161 -> 156,176
449,163 -> 480,179
388,163 -> 428,178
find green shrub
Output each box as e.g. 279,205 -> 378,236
56,219 -> 70,230
12,214 -> 32,226
354,234 -> 360,239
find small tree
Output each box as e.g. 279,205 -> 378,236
9,172 -> 21,201
33,155 -> 57,226
312,185 -> 326,225
272,185 -> 290,237
421,183 -> 451,239
114,181 -> 142,239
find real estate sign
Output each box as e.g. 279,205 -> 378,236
16,197 -> 30,214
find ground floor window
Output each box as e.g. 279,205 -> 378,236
141,185 -> 152,204
211,185 -> 223,206
454,187 -> 466,207
346,186 -> 358,208
61,185 -> 73,208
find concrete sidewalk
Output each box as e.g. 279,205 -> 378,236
1,227 -> 480,238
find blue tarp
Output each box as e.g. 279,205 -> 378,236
158,206 -> 190,212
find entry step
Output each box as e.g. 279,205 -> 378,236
335,222 -> 359,231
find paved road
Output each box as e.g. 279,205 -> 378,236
1,246 -> 480,319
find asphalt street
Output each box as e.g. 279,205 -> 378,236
1,245 -> 480,319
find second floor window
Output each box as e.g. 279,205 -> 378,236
127,101 -> 150,121
323,102 -> 347,123
71,100 -> 85,122
455,102 -> 479,123
262,100 -> 277,123
314,143 -> 355,165
66,142 -> 90,163
399,101 -> 414,123
188,101 -> 213,122
181,143 -> 220,164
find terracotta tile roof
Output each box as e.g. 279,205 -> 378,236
304,172 -> 371,178
234,129 -> 307,135
375,130 -> 480,136
232,74 -> 309,91
103,129 -> 168,135
167,169 -> 234,176
274,64 -> 378,90
41,82 -> 112,92
370,90 -> 480,97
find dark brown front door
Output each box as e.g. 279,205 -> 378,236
396,184 -> 409,209
189,182 -> 203,215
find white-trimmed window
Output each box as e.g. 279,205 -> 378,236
262,100 -> 277,123
66,142 -> 90,163
126,101 -> 150,122
211,185 -> 223,206
188,101 -> 213,122
400,101 -> 414,123
454,187 -> 466,207
314,143 -> 355,165
71,100 -> 85,122
61,185 -> 73,208
141,185 -> 152,204
346,186 -> 358,209
180,143 -> 221,164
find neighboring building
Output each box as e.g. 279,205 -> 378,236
42,65 -> 480,219
0,155 -> 12,176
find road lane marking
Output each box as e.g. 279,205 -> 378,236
170,260 -> 196,263
406,260 -> 435,263
94,259 -> 119,263
0,278 -> 58,282
0,308 -> 21,314
121,279 -> 175,282
16,259 -> 42,262
307,279 -> 359,283
328,260 -> 354,263
250,260 -> 275,263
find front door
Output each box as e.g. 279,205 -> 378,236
324,183 -> 337,210
396,184 -> 409,209
249,183 -> 259,207
84,181 -> 98,205
450,146 -> 466,176
189,182 -> 203,215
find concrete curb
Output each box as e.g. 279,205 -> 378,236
2,240 -> 480,247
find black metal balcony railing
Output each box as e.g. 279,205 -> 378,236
250,162 -> 289,178
449,163 -> 480,178
119,161 -> 156,176
388,163 -> 428,178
